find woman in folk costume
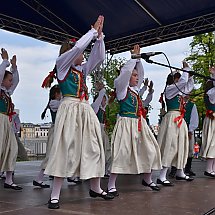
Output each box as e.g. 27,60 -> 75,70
107,44 -> 162,197
91,83 -> 111,177
157,61 -> 194,186
201,66 -> 215,178
0,48 -> 22,190
44,16 -> 113,209
169,94 -> 199,178
33,84 -> 62,188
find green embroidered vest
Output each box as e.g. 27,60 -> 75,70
184,100 -> 194,126
58,67 -> 88,100
166,95 -> 181,112
118,88 -> 140,118
0,90 -> 12,115
204,95 -> 215,111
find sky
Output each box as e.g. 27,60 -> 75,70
0,29 -> 193,125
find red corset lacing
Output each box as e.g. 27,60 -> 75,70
8,99 -> 16,122
79,72 -> 89,101
173,96 -> 186,128
137,95 -> 147,132
7,96 -> 16,122
8,110 -> 16,122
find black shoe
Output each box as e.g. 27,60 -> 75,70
48,199 -> 59,209
67,177 -> 82,184
4,183 -> 23,190
49,175 -> 54,180
107,188 -> 119,197
185,169 -> 196,177
156,179 -> 174,186
175,175 -> 194,181
33,180 -> 50,188
204,171 -> 215,178
89,189 -> 114,200
142,179 -> 160,191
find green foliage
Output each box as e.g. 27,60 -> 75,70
186,32 -> 215,129
105,100 -> 119,134
186,32 -> 215,84
103,58 -> 125,89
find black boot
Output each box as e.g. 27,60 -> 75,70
185,157 -> 196,176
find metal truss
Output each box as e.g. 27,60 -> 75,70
0,12 -> 214,53
0,13 -> 72,45
107,12 -> 215,54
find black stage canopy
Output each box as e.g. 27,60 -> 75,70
0,0 -> 215,54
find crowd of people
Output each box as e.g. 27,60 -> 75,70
0,15 -> 214,210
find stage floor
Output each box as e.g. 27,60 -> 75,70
0,159 -> 214,215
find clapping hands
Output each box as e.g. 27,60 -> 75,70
148,80 -> 154,93
144,78 -> 149,87
143,78 -> 154,93
131,44 -> 140,55
1,49 -> 17,68
1,48 -> 8,60
92,15 -> 104,38
10,55 -> 17,68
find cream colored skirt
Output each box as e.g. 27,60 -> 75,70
157,111 -> 189,169
44,97 -> 105,179
201,116 -> 215,158
40,125 -> 54,169
110,116 -> 162,174
0,113 -> 18,171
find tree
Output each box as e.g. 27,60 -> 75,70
185,32 -> 215,129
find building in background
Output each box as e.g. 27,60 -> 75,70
20,123 -> 52,158
21,123 -> 51,140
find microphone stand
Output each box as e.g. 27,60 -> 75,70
144,58 -> 215,81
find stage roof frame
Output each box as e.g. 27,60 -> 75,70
0,0 -> 215,54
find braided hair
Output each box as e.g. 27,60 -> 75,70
41,85 -> 61,120
159,71 -> 182,112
